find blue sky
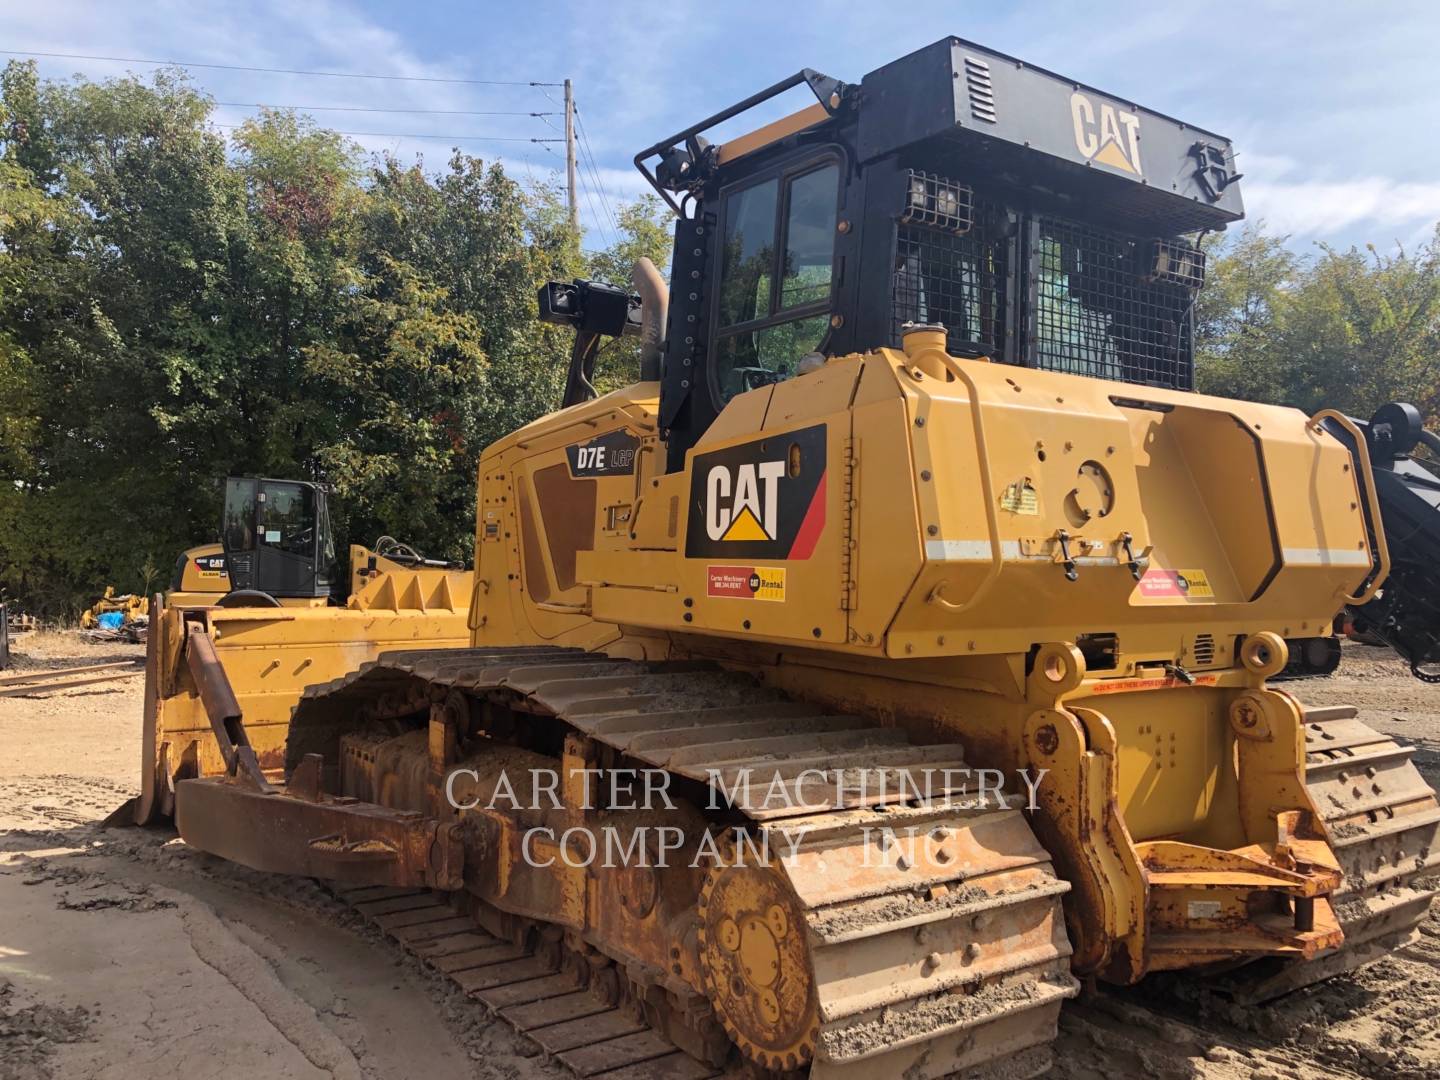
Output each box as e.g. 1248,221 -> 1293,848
4,0 -> 1440,253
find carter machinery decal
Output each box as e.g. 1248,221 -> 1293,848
685,424 -> 826,561
1137,567 -> 1214,600
706,566 -> 786,602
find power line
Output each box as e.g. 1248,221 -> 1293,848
547,106 -> 618,247
577,174 -> 616,250
1,49 -> 561,87
534,140 -> 613,247
578,135 -> 620,244
212,123 -> 563,143
576,120 -> 617,226
216,102 -> 558,117
564,105 -> 615,228
574,104 -> 621,239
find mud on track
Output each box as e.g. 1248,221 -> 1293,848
1,634 -> 1436,1079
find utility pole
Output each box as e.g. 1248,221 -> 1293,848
563,78 -> 578,235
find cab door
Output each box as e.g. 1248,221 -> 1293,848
252,480 -> 319,597
221,477 -> 322,598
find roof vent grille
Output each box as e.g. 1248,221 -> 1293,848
963,55 -> 997,124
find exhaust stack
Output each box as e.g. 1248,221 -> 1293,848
632,257 -> 667,382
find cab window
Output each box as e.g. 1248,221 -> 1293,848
259,481 -> 315,558
781,166 -> 838,308
223,478 -> 257,552
717,178 -> 778,327
713,161 -> 839,402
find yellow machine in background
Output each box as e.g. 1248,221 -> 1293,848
80,585 -> 148,630
165,542 -> 231,607
133,540 -> 473,823
132,474 -> 475,821
142,38 -> 1439,1080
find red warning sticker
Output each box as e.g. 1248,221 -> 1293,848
706,565 -> 786,602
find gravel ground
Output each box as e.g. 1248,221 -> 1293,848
0,632 -> 1436,1080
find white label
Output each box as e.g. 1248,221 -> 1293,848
1187,900 -> 1222,920
265,529 -> 281,543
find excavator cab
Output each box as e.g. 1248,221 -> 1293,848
219,476 -> 338,602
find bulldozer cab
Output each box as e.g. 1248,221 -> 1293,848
626,37 -> 1243,469
220,476 -> 338,601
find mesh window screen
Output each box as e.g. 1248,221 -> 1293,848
891,206 -> 1006,358
1030,216 -> 1194,389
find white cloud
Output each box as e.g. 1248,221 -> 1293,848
1240,153 -> 1440,247
0,0 -> 657,248
2,0 -> 554,153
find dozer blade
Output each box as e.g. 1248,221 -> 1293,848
134,587 -> 472,824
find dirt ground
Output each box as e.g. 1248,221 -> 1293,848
1,632 -> 1437,1080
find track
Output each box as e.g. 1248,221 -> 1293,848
331,881 -> 718,1079
291,648 -> 1080,1079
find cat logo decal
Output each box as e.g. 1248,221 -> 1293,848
1070,91 -> 1143,176
685,425 -> 826,560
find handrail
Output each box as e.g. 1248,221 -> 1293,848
535,600 -> 592,615
1310,408 -> 1391,605
924,354 -> 1005,613
627,441 -> 655,541
632,68 -> 845,212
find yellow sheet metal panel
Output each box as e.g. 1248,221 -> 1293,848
476,347 -> 1376,673
671,415 -> 850,644
172,543 -> 230,597
847,381 -> 923,648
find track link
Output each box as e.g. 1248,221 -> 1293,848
293,646 -> 1079,1079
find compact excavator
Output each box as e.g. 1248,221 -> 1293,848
142,37 -> 1440,1079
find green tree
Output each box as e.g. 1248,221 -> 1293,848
0,61 -> 240,614
1194,226 -> 1298,401
0,62 -> 594,612
1197,224 -> 1440,427
1277,235 -> 1440,421
303,154 -> 581,563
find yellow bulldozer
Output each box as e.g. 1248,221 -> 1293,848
137,38 -> 1439,1079
132,474 -> 473,822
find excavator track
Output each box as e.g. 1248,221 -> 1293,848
291,647 -> 1080,1079
1229,704 -> 1440,1001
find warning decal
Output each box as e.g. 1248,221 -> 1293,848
706,565 -> 786,602
1000,480 -> 1039,516
1137,568 -> 1214,600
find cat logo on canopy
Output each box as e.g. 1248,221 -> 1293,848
1070,91 -> 1142,177
685,425 -> 827,560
